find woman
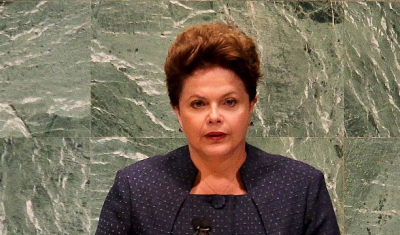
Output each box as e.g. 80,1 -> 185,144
96,22 -> 340,234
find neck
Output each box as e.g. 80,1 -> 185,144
188,145 -> 247,195
189,146 -> 247,177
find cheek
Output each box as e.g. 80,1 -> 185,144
238,109 -> 252,121
181,113 -> 201,128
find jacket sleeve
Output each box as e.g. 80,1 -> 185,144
95,170 -> 133,235
304,171 -> 341,235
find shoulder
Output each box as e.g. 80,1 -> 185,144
244,144 -> 339,234
243,144 -> 324,190
246,144 -> 321,174
114,145 -> 196,188
118,145 -> 189,174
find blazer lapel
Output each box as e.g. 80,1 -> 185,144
240,144 -> 277,234
151,144 -> 281,234
151,146 -> 198,233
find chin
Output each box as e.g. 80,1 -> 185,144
202,143 -> 243,158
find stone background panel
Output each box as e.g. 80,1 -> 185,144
1,1 -> 399,234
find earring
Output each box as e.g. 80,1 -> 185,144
179,127 -> 183,132
249,121 -> 254,126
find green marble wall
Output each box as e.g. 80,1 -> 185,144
0,0 -> 399,234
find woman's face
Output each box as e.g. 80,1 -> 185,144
173,66 -> 257,159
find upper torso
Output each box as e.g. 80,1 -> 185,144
96,144 -> 341,235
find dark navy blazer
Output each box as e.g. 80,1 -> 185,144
96,144 -> 340,234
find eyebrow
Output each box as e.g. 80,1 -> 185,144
187,91 -> 238,100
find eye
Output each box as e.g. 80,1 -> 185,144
224,98 -> 237,107
190,100 -> 205,109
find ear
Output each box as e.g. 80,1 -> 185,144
173,105 -> 183,127
249,96 -> 258,112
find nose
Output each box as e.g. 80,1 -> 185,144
207,104 -> 222,124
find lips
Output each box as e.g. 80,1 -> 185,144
205,132 -> 227,140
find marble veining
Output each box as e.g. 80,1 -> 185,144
0,1 -> 399,234
0,0 -> 91,137
0,138 -> 90,234
343,2 -> 400,137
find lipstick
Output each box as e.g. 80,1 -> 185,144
205,132 -> 227,141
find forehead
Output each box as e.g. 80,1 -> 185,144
181,67 -> 246,96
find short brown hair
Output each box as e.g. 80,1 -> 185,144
164,22 -> 261,107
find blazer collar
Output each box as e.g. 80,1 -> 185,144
151,146 -> 197,233
240,144 -> 276,233
163,143 -> 268,191
154,144 -> 274,233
